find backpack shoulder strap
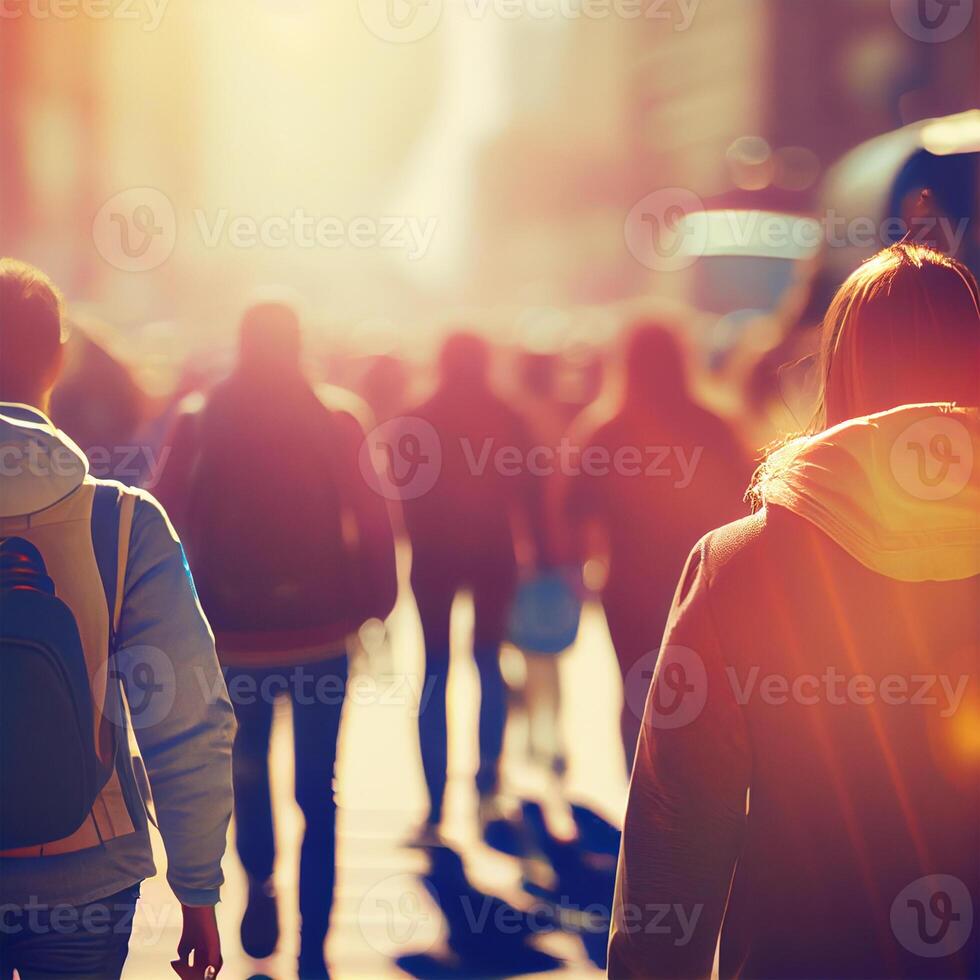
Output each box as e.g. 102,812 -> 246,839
91,484 -> 137,648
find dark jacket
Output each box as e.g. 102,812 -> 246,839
610,404 -> 980,978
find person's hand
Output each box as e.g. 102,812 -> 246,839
171,904 -> 222,978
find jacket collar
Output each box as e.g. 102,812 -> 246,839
0,402 -> 52,427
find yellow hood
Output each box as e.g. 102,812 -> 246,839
757,404 -> 980,583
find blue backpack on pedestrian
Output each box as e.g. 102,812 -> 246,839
0,484 -> 132,852
508,569 -> 582,656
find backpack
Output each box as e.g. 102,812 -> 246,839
508,569 -> 582,656
0,484 -> 132,852
182,379 -> 355,637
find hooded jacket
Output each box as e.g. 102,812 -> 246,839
609,403 -> 979,979
0,404 -> 236,909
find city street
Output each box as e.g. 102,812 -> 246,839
125,563 -> 628,979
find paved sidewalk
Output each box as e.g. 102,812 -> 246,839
124,588 -> 627,979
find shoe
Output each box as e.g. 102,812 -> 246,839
479,794 -> 523,856
240,876 -> 279,960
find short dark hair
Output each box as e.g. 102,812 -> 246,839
239,301 -> 302,367
0,258 -> 65,397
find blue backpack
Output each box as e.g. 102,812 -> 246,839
0,485 -> 127,851
508,569 -> 582,656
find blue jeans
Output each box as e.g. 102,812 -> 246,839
224,655 -> 347,961
0,884 -> 139,979
411,564 -> 515,824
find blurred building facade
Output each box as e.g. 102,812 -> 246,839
470,0 -> 978,308
1,0 -> 976,327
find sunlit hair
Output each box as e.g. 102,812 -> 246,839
750,244 -> 980,510
0,258 -> 66,399
814,242 -> 980,429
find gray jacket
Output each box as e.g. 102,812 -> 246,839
0,403 -> 236,909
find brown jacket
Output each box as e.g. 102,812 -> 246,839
610,405 -> 980,978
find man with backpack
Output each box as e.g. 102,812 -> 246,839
0,258 -> 236,979
156,300 -> 398,979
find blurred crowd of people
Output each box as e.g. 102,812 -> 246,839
1,239 -> 978,979
28,283 -> 761,976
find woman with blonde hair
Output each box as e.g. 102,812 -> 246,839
610,244 -> 980,978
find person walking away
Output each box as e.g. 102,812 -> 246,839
507,350 -> 581,787
610,244 -> 980,979
156,300 -> 397,979
397,333 -> 549,846
0,258 -> 235,980
563,323 -> 749,770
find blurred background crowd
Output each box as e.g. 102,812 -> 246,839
2,1 -> 978,976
